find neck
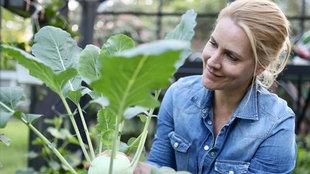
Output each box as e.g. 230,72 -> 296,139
213,85 -> 250,114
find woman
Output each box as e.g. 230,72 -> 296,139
140,0 -> 297,173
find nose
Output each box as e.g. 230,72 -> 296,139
207,51 -> 222,70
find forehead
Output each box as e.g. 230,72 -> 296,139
212,17 -> 252,59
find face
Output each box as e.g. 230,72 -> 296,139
202,17 -> 255,93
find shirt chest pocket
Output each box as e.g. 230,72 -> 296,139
215,160 -> 250,174
168,131 -> 191,171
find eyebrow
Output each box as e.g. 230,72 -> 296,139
210,35 -> 245,60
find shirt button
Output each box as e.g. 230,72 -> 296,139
201,109 -> 207,113
173,142 -> 179,148
204,145 -> 209,151
210,151 -> 215,156
207,120 -> 212,125
228,171 -> 234,174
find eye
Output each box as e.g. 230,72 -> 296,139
208,37 -> 217,47
226,53 -> 239,62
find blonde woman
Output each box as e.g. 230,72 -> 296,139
137,0 -> 296,173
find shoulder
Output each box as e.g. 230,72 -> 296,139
257,86 -> 295,121
163,75 -> 209,108
170,75 -> 203,90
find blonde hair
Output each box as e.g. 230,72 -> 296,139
218,0 -> 291,89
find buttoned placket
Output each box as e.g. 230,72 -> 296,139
199,107 -> 231,174
198,108 -> 217,174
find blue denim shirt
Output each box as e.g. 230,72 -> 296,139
147,75 -> 296,174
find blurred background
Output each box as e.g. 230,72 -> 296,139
1,0 -> 310,173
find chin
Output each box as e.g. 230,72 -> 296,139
201,77 -> 217,90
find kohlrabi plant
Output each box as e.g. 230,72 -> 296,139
0,9 -> 197,174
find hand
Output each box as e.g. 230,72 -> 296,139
134,162 -> 152,174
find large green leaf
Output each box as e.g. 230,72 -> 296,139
0,87 -> 24,128
1,44 -> 77,95
79,35 -> 135,85
31,26 -> 82,72
100,34 -> 135,57
165,9 -> 197,42
1,44 -> 37,61
17,58 -> 77,95
91,40 -> 188,117
165,9 -> 197,69
79,44 -> 101,84
0,87 -> 24,110
31,26 -> 83,94
0,112 -> 13,128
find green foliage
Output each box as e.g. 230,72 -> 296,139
31,26 -> 82,72
0,9 -> 197,174
0,87 -> 25,129
101,34 -> 136,56
293,135 -> 310,174
1,8 -> 32,44
25,117 -> 83,174
91,40 -> 187,116
1,0 -> 77,70
1,45 -> 78,96
78,45 -> 101,84
96,108 -> 116,148
165,9 -> 196,68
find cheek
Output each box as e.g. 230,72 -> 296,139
229,65 -> 255,82
202,46 -> 211,63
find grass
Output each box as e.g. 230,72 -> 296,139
0,119 -> 29,174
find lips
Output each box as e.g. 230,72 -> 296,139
206,66 -> 222,78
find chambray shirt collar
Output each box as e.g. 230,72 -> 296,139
190,82 -> 259,121
234,84 -> 259,121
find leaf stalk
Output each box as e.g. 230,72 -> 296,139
130,90 -> 161,169
59,94 -> 92,163
26,122 -> 77,174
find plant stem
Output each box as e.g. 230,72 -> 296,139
109,115 -> 121,174
67,80 -> 95,160
0,101 -> 13,112
77,104 -> 96,160
130,90 -> 161,168
26,122 -> 77,174
98,140 -> 103,154
60,95 -> 92,163
2,102 -> 77,173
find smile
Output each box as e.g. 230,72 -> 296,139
206,66 -> 223,78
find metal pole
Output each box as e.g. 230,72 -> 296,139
300,0 -> 306,34
79,0 -> 101,48
156,0 -> 163,40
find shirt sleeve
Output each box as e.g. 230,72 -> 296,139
247,115 -> 297,173
146,84 -> 177,169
